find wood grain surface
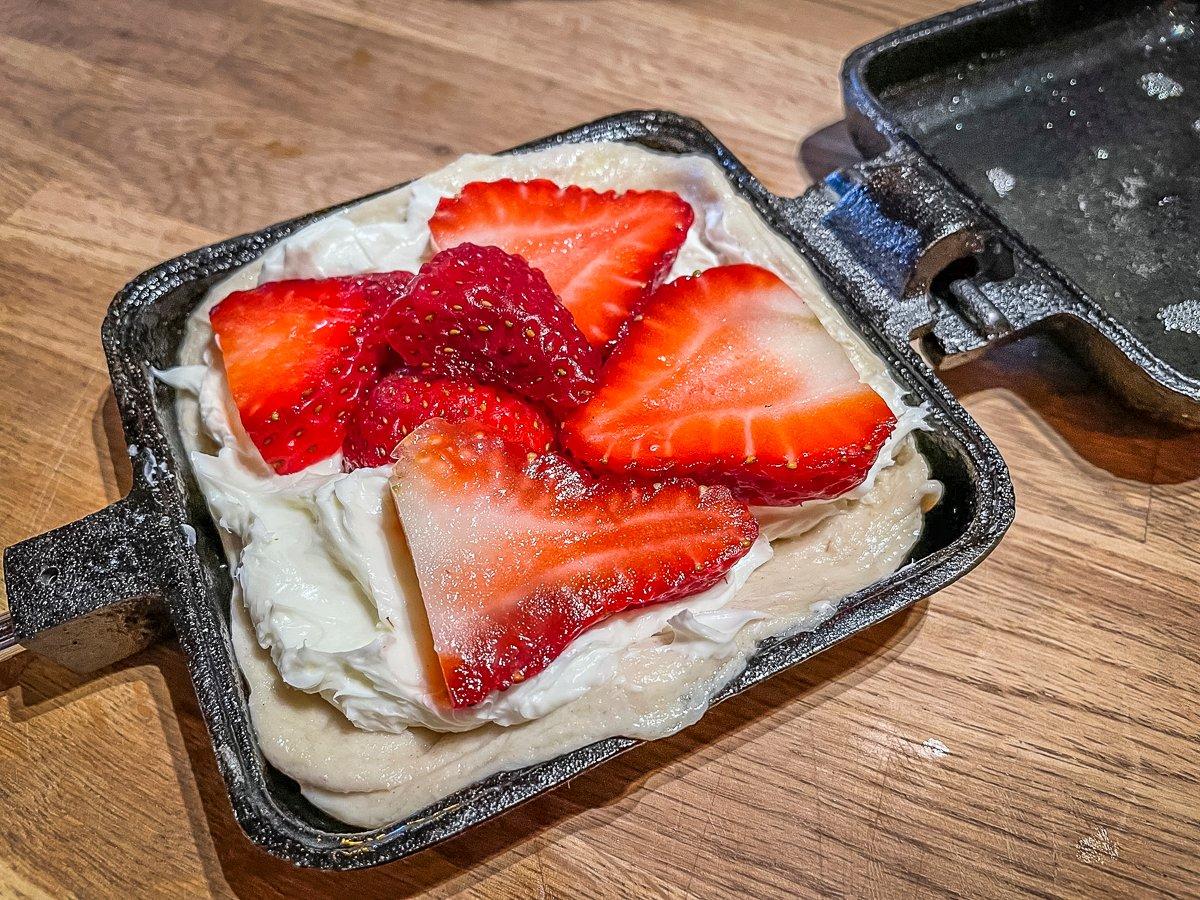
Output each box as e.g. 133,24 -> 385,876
0,1 -> 1197,897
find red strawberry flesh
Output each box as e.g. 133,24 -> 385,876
390,418 -> 759,708
561,264 -> 897,506
377,243 -> 600,417
429,179 -> 694,346
210,272 -> 410,474
343,371 -> 554,469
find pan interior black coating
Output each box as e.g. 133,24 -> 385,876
867,0 -> 1200,380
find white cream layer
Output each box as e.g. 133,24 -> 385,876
170,142 -> 941,825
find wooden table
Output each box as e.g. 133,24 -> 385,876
1,1 -> 1197,896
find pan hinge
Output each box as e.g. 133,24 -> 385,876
803,145 -> 1063,366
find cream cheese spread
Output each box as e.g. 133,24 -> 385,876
168,141 -> 941,826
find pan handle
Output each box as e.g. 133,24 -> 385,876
2,489 -> 172,672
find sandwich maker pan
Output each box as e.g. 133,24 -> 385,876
1,0 -> 1194,870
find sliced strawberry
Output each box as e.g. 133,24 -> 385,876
378,243 -> 600,417
561,264 -> 897,506
343,371 -> 554,469
210,272 -> 410,474
390,418 -> 758,708
429,179 -> 694,346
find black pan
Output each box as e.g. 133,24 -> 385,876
1,110 -> 1013,868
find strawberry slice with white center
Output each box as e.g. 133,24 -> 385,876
390,418 -> 759,708
429,179 -> 694,347
561,264 -> 897,506
210,272 -> 409,474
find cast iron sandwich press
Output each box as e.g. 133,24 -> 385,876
1,0 -> 1196,869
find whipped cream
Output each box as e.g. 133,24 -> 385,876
171,351 -> 775,733
169,141 -> 941,826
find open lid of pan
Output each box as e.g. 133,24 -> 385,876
810,0 -> 1200,424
